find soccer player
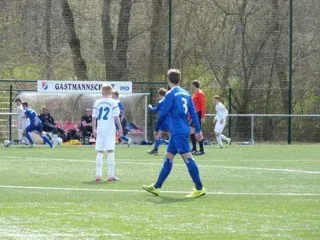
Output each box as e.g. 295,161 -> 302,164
15,98 -> 29,144
143,69 -> 206,198
213,95 -> 231,148
22,102 -> 53,148
190,80 -> 206,155
147,88 -> 171,155
92,84 -> 122,182
112,91 -> 132,147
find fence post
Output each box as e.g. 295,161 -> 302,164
228,88 -> 232,138
250,114 -> 254,145
148,87 -> 154,140
9,85 -> 13,142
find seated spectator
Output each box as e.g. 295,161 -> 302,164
81,108 -> 92,137
38,106 -> 67,141
38,106 -> 57,133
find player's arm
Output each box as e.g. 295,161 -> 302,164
112,104 -> 122,136
154,93 -> 174,132
199,92 -> 206,121
149,101 -> 162,113
92,102 -> 98,137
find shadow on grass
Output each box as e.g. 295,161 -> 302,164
146,195 -> 193,204
83,180 -> 110,185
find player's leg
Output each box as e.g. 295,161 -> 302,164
196,112 -> 205,155
38,126 -> 53,148
190,125 -> 197,153
177,134 -> 206,198
214,122 -> 224,148
220,134 -> 231,145
148,130 -> 164,155
24,125 -> 34,146
143,137 -> 177,196
105,135 -> 118,181
95,136 -> 105,181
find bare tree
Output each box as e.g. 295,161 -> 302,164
61,0 -> 88,80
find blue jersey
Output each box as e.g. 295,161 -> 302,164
117,100 -> 124,118
24,108 -> 42,126
150,99 -> 171,132
155,86 -> 200,135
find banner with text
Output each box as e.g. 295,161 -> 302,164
37,81 -> 132,94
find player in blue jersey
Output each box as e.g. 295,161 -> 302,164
143,69 -> 206,198
147,88 -> 171,155
112,91 -> 132,147
22,102 -> 53,148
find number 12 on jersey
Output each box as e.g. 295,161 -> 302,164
98,107 -> 110,120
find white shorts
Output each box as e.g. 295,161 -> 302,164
214,120 -> 226,134
95,135 -> 115,151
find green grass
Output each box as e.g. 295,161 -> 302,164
0,144 -> 319,239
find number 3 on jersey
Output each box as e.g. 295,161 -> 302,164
182,97 -> 188,114
98,107 -> 110,120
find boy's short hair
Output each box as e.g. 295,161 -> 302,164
167,69 -> 181,85
14,98 -> 22,103
102,84 -> 113,94
158,88 -> 167,96
192,80 -> 200,88
22,102 -> 28,107
112,90 -> 119,98
213,95 -> 220,100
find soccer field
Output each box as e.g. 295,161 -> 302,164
0,145 -> 319,239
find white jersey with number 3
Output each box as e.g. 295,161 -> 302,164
92,98 -> 120,137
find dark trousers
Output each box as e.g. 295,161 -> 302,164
82,126 -> 92,137
191,111 -> 204,152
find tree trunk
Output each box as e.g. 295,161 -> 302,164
45,0 -> 53,79
102,0 -> 114,80
271,0 -> 289,113
149,0 -> 166,82
61,0 -> 88,80
113,0 -> 132,80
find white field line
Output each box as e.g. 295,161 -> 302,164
0,156 -> 320,175
0,185 -> 319,196
1,155 -> 320,162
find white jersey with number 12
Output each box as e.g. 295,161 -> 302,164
92,98 -> 120,137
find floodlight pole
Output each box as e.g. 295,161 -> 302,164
288,0 -> 293,144
168,0 -> 172,69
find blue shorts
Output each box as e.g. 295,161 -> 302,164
167,133 -> 190,155
26,124 -> 43,134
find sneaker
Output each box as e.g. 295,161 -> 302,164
147,149 -> 158,155
185,188 -> 207,198
194,151 -> 205,155
27,143 -> 35,148
216,145 -> 223,149
142,183 -> 160,196
127,138 -> 132,147
108,176 -> 120,182
96,177 -> 102,182
191,150 -> 197,154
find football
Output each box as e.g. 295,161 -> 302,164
4,140 -> 11,147
57,137 -> 63,145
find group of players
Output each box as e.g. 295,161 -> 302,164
14,69 -> 230,198
147,79 -> 231,156
93,69 -> 231,198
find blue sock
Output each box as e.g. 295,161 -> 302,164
154,158 -> 173,189
154,139 -> 161,151
42,135 -> 53,147
184,158 -> 203,190
121,135 -> 129,142
25,132 -> 34,145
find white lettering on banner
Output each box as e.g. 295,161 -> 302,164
37,81 -> 132,94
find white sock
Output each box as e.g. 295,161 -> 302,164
96,152 -> 104,178
107,152 -> 115,178
220,134 -> 230,142
216,136 -> 223,146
